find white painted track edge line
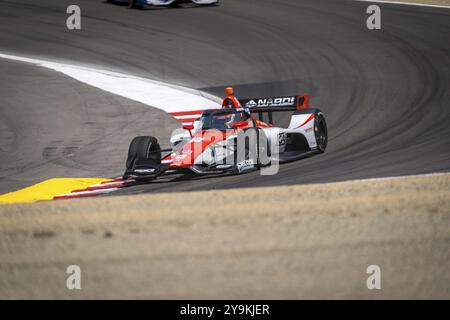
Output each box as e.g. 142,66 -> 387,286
0,52 -> 222,114
354,0 -> 450,9
332,171 -> 450,184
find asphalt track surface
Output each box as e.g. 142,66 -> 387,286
0,0 -> 449,195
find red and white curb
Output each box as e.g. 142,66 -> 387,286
170,109 -> 214,125
0,53 -> 222,123
53,178 -> 137,200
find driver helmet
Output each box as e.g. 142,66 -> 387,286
222,87 -> 242,109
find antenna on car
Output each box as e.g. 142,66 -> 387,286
183,123 -> 194,137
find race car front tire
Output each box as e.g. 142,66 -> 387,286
125,136 -> 161,172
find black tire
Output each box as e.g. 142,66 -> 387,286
126,136 -> 161,171
314,112 -> 327,153
129,0 -> 143,9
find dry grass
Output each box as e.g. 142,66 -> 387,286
0,175 -> 449,299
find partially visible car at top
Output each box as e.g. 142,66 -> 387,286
116,0 -> 219,9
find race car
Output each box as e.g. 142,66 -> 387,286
124,0 -> 219,9
123,88 -> 327,181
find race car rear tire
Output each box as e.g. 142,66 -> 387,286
125,136 -> 161,171
314,112 -> 327,153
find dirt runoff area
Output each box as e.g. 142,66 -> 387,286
0,174 -> 449,299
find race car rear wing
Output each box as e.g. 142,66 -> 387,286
170,94 -> 309,126
240,94 -> 309,112
240,94 -> 309,124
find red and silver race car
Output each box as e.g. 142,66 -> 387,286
123,87 -> 327,181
